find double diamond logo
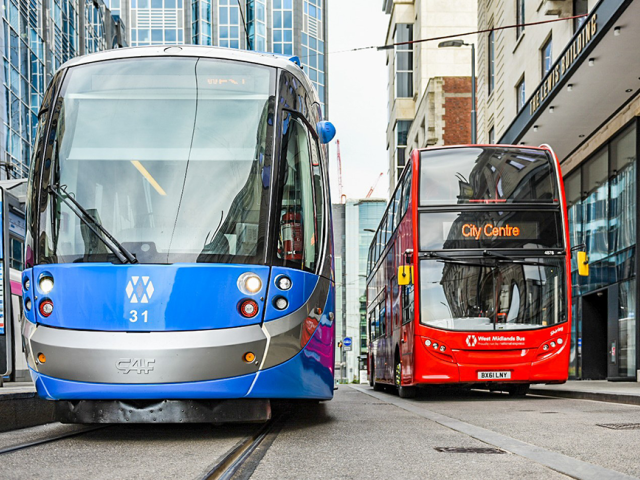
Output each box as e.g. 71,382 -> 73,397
126,276 -> 154,304
466,335 -> 478,347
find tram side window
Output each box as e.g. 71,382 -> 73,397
310,139 -> 326,253
276,115 -> 318,272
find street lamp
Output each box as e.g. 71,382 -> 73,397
438,39 -> 476,144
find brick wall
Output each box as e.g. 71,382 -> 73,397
442,77 -> 473,145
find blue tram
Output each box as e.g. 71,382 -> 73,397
20,47 -> 336,422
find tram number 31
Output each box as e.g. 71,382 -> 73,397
129,310 -> 149,323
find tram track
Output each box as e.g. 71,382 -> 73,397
202,416 -> 283,480
0,425 -> 110,455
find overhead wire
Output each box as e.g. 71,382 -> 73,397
325,13 -> 590,56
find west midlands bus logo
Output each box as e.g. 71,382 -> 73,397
466,335 -> 478,347
126,276 -> 154,304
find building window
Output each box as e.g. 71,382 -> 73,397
541,36 -> 553,78
488,126 -> 495,144
488,30 -> 495,95
516,76 -> 526,112
394,24 -> 413,98
573,0 -> 589,32
219,0 -> 242,49
301,1 -> 325,109
516,0 -> 525,38
395,120 -> 411,175
273,0 -> 294,55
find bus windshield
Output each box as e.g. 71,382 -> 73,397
419,258 -> 566,331
39,57 -> 275,264
420,147 -> 559,205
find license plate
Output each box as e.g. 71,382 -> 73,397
478,371 -> 511,380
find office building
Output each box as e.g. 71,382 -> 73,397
107,0 -> 328,111
1,0 -> 125,179
382,0 -> 477,194
477,0 -> 639,381
334,199 -> 386,383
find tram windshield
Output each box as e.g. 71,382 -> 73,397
419,258 -> 567,331
39,57 -> 276,264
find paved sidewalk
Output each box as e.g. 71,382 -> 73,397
530,380 -> 640,406
0,381 -> 54,432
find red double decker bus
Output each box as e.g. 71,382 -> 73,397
367,145 -> 579,397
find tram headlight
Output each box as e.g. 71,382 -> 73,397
39,275 -> 54,294
238,273 -> 262,295
25,298 -> 32,311
39,299 -> 54,317
276,275 -> 292,291
239,299 -> 259,318
273,296 -> 289,311
23,278 -> 30,291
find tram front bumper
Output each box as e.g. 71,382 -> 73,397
23,320 -> 267,385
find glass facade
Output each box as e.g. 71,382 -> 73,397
192,0 -> 212,45
301,0 -> 324,109
565,122 -> 637,379
246,0 -> 266,51
340,200 -> 385,382
218,0 -> 241,48
130,0 -> 184,46
272,0 -> 293,55
1,0 -> 120,180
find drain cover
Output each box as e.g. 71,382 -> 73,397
597,423 -> 640,430
435,447 -> 505,454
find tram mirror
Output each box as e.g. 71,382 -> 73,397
577,251 -> 589,277
398,266 -> 413,286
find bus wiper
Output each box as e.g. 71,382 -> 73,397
48,185 -> 138,264
483,250 -> 558,267
422,252 -> 488,267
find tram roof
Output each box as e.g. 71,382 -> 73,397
58,46 -> 317,102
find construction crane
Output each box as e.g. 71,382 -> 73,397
365,172 -> 384,198
336,139 -> 346,204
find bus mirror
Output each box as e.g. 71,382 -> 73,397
398,266 -> 413,286
577,251 -> 589,277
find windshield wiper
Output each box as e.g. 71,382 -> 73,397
48,185 -> 138,264
482,249 -> 560,267
421,252 -> 488,267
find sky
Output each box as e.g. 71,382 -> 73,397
327,0 -> 389,202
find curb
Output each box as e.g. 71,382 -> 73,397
0,392 -> 56,432
529,388 -> 640,406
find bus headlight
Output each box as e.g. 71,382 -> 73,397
238,273 -> 262,295
39,275 -> 54,294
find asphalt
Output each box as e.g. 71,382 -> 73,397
1,385 -> 640,479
